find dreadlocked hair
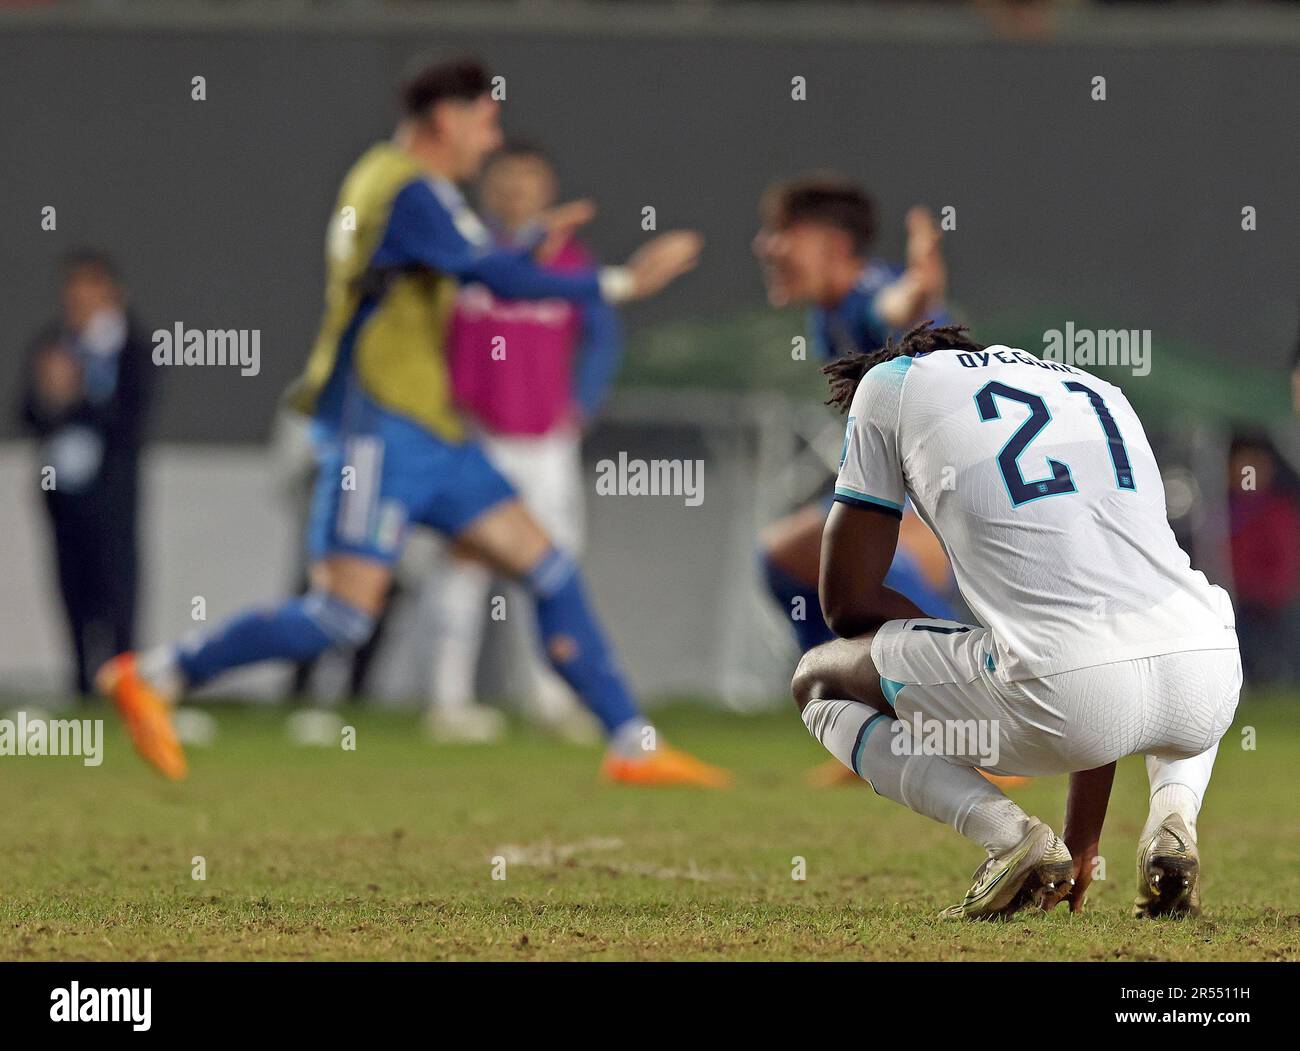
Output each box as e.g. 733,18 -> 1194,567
822,321 -> 986,413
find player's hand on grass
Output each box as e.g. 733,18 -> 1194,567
1049,762 -> 1117,913
621,230 -> 704,300
1059,840 -> 1100,913
536,198 -> 597,262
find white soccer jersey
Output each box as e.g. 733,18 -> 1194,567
835,346 -> 1237,680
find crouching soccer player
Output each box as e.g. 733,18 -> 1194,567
794,322 -> 1240,919
98,57 -> 729,789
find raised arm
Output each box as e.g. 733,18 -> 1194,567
873,206 -> 947,330
379,180 -> 700,305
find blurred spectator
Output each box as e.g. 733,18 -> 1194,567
1227,434 -> 1300,688
20,251 -> 154,698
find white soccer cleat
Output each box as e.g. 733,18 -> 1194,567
425,704 -> 507,744
941,818 -> 1074,921
1133,812 -> 1201,918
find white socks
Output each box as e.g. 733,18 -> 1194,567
1143,745 -> 1218,845
963,796 -> 1038,858
138,646 -> 184,703
426,558 -> 493,711
426,557 -> 581,725
1142,783 -> 1203,846
802,700 -> 1220,856
802,698 -> 1032,854
609,719 -> 660,759
1142,784 -> 1201,844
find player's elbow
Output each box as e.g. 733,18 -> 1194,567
821,604 -> 853,640
820,591 -> 867,640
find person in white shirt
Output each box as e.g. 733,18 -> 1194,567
793,322 -> 1240,920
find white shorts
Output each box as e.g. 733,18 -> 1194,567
478,427 -> 585,554
871,618 -> 1242,777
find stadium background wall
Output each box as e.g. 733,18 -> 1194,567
0,4 -> 1295,701
1,6 -> 1296,442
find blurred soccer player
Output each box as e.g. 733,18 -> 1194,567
423,142 -> 617,744
796,323 -> 1241,919
753,177 -> 1012,788
753,176 -> 955,655
99,57 -> 729,788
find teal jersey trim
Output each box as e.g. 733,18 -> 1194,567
880,676 -> 906,708
866,354 -> 914,381
833,485 -> 903,512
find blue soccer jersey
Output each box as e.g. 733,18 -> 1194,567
809,259 -> 951,360
812,259 -> 958,623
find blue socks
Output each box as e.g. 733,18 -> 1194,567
169,553 -> 642,744
761,553 -> 835,652
525,549 -> 641,736
176,591 -> 375,689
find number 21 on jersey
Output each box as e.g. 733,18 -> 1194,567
974,380 -> 1135,508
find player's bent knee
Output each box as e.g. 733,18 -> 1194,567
791,647 -> 827,713
311,555 -> 392,616
459,498 -> 552,579
792,636 -> 884,713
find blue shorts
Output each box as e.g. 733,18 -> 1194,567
306,397 -> 515,566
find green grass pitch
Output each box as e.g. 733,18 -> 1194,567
2,696 -> 1297,961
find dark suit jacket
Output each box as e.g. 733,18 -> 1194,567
20,313 -> 155,525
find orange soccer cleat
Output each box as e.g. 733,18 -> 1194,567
601,746 -> 732,788
96,653 -> 188,781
